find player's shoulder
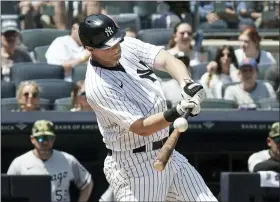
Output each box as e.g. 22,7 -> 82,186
11,151 -> 34,164
248,149 -> 270,161
121,36 -> 144,49
54,150 -> 78,163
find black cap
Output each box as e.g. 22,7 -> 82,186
79,14 -> 125,50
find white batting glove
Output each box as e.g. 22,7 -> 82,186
180,79 -> 205,116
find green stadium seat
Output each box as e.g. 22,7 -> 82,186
258,97 -> 279,109
1,97 -> 50,111
34,45 -> 49,63
72,64 -> 87,83
257,64 -> 273,80
190,63 -> 208,80
21,29 -> 69,52
1,81 -> 15,98
137,28 -> 173,45
201,98 -> 238,109
54,97 -> 72,112
11,62 -> 64,86
29,79 -> 75,103
153,69 -> 172,80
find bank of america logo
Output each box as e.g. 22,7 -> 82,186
15,123 -> 27,130
203,122 -> 214,129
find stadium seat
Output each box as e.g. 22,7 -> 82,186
201,99 -> 238,109
137,28 -> 172,45
153,69 -> 172,80
221,82 -> 241,98
190,63 -> 208,80
133,1 -> 158,17
1,97 -> 50,111
1,81 -> 16,98
257,64 -> 273,80
21,29 -> 69,52
72,64 -> 87,83
11,62 -> 64,86
258,97 -> 279,109
102,1 -> 134,14
29,79 -> 75,103
34,45 -> 49,63
207,47 -> 218,61
54,97 -> 72,112
110,13 -> 141,32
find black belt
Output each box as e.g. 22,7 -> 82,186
107,137 -> 168,156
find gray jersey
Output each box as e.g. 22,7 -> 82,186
7,150 -> 92,202
248,149 -> 271,172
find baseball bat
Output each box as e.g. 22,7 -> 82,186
153,110 -> 191,171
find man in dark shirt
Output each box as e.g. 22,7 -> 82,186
248,122 -> 280,173
1,19 -> 32,81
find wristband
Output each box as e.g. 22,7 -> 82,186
163,107 -> 181,122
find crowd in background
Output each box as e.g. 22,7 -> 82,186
1,1 -> 279,201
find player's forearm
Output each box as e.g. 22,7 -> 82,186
78,180 -> 93,202
129,112 -> 171,136
154,50 -> 191,87
129,105 -> 184,137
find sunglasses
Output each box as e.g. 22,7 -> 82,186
35,135 -> 55,143
221,53 -> 232,57
179,31 -> 192,36
23,92 -> 39,98
240,68 -> 254,73
78,92 -> 86,97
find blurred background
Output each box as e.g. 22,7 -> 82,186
1,1 -> 279,202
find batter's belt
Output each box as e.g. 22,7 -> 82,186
107,137 -> 168,156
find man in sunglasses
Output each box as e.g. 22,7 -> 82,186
1,19 -> 32,82
248,122 -> 280,173
224,58 -> 276,109
7,120 -> 93,202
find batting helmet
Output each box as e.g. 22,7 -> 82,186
79,14 -> 125,50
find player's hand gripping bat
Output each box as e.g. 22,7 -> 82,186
153,110 -> 191,171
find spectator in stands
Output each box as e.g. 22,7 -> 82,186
46,17 -> 91,82
224,58 -> 276,109
190,1 -> 255,30
71,80 -> 92,112
200,45 -> 239,98
15,81 -> 41,112
19,1 -> 67,30
235,27 -> 276,65
167,22 -> 202,66
1,20 -> 32,82
125,27 -> 137,38
7,120 -> 93,202
248,122 -> 280,173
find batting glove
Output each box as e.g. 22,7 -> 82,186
180,79 -> 205,116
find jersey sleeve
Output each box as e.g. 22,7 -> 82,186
7,159 -> 20,175
86,84 -> 144,130
71,157 -> 92,190
125,37 -> 164,69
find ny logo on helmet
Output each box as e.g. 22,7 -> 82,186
105,27 -> 114,37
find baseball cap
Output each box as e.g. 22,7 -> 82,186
32,120 -> 55,137
239,58 -> 257,69
269,122 -> 280,143
1,20 -> 20,34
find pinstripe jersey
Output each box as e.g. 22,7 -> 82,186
85,37 -> 169,151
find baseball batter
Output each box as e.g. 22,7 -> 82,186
79,14 -> 217,201
7,120 -> 93,202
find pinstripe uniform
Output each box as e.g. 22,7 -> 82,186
85,37 -> 217,201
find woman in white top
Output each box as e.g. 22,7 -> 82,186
235,27 -> 276,65
167,22 -> 201,66
200,45 -> 240,99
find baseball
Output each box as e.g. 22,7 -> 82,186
174,117 -> 188,132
